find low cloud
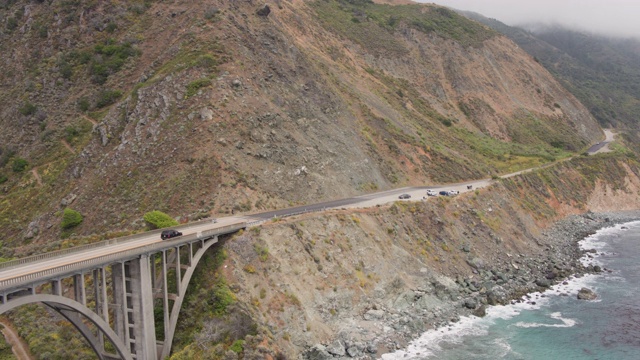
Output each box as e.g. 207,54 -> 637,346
419,0 -> 640,38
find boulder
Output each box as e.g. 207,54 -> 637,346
535,278 -> 551,288
24,221 -> 39,240
463,298 -> 477,309
199,107 -> 214,121
467,257 -> 485,270
473,305 -> 487,317
256,5 -> 271,17
304,345 -> 332,360
486,286 -> 508,305
577,287 -> 597,300
363,309 -> 385,320
326,340 -> 346,356
347,345 -> 363,358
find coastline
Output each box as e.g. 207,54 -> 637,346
304,210 -> 640,359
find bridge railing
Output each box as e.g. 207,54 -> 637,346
0,222 -> 246,293
0,218 -> 226,271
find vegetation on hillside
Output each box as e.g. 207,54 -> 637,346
312,0 -> 496,52
463,12 -> 640,129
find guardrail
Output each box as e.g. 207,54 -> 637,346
0,222 -> 246,293
0,217 -> 226,271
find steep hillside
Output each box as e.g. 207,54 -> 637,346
166,152 -> 640,359
461,12 -> 640,129
0,1 -> 601,259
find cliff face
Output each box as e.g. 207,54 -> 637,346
0,2 -> 601,256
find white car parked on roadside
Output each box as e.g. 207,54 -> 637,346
426,189 -> 438,196
447,190 -> 459,196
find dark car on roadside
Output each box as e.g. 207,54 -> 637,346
439,191 -> 448,196
161,229 -> 182,240
398,194 -> 411,199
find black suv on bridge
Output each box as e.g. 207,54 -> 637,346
161,229 -> 183,240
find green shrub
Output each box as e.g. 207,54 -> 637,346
211,278 -> 235,315
77,97 -> 90,112
61,208 -> 83,229
6,17 -> 18,31
64,126 -> 80,143
12,158 -> 28,172
19,101 -> 37,116
0,174 -> 7,184
96,89 -> 122,108
185,78 -> 211,98
143,210 -> 179,229
440,118 -> 453,127
90,39 -> 138,84
229,340 -> 244,354
105,22 -> 117,33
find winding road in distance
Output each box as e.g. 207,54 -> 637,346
243,129 -> 615,221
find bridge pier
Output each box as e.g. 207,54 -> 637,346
128,255 -> 158,360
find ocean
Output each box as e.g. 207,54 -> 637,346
382,221 -> 640,360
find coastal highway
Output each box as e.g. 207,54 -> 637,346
0,132 -> 613,285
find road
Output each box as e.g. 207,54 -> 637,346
586,129 -> 615,154
0,132 -> 613,284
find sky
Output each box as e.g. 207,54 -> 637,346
416,0 -> 640,38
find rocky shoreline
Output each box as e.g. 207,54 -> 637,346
304,211 -> 640,359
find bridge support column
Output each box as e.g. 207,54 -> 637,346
73,273 -> 86,306
111,262 -> 128,347
128,255 -> 158,360
51,279 -> 62,296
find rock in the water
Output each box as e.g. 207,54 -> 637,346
577,287 -> 597,300
472,305 -> 487,317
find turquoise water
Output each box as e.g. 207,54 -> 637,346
382,221 -> 640,360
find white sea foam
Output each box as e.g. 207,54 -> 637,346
513,311 -> 577,328
381,315 -> 489,359
579,220 -> 640,268
492,337 -> 513,357
383,221 -> 640,359
382,272 -> 603,359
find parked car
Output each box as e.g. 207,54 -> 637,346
439,190 -> 448,196
398,193 -> 411,199
426,189 -> 438,196
447,190 -> 459,196
161,229 -> 183,240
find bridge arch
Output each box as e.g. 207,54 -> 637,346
160,235 -> 221,358
0,294 -> 132,360
0,223 -> 246,359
